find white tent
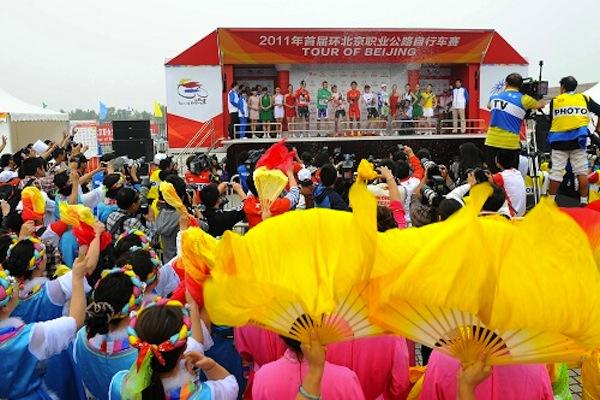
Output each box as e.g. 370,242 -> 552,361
583,83 -> 600,128
0,88 -> 68,153
583,82 -> 600,101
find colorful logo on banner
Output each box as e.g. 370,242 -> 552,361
0,112 -> 7,122
177,79 -> 209,103
218,29 -> 495,64
491,80 -> 505,95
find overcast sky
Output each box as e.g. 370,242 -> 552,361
1,0 -> 598,112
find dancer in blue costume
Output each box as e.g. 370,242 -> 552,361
0,254 -> 88,399
74,265 -> 145,400
5,225 -> 103,400
109,298 -> 238,400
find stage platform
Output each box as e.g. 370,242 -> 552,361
223,133 -> 486,173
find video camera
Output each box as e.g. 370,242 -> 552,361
520,77 -> 548,101
244,149 -> 264,168
189,153 -> 211,175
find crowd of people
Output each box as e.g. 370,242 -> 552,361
0,71 -> 598,400
227,78 -> 469,138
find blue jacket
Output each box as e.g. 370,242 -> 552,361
313,185 -> 348,210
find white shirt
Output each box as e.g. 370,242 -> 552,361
452,87 -> 467,109
399,177 -> 421,224
518,155 -> 529,178
499,168 -> 527,217
363,92 -> 376,108
227,89 -> 239,113
0,316 -> 77,361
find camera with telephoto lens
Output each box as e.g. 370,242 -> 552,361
520,78 -> 548,101
421,158 -> 444,189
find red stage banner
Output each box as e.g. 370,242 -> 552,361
97,123 -> 113,145
219,28 -> 495,65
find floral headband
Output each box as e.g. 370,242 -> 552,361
128,246 -> 161,287
0,268 -> 16,308
116,230 -> 151,250
96,265 -> 145,318
7,236 -> 46,272
123,299 -> 191,398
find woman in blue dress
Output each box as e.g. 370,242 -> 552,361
109,298 -> 239,400
0,254 -> 87,399
6,229 -> 102,400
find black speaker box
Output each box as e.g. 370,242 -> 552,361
113,139 -> 153,160
112,120 -> 151,141
533,114 -> 551,153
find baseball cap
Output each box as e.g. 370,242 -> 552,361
153,152 -> 168,165
0,170 -> 18,183
110,157 -> 127,171
297,168 -> 312,182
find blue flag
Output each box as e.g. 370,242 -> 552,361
98,101 -> 108,120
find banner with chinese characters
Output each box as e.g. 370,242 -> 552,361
218,29 -> 495,64
97,122 -> 113,145
69,120 -> 99,157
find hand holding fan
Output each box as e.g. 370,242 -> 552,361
368,185 -> 600,367
252,166 -> 288,213
159,181 -> 197,227
180,227 -> 216,308
59,203 -> 112,249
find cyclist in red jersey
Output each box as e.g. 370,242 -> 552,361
347,81 -> 361,134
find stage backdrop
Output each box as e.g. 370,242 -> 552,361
289,64 -> 408,118
165,65 -> 224,148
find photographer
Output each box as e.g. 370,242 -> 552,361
397,146 -> 424,224
484,73 -> 545,172
547,76 -> 600,206
156,175 -> 199,261
184,154 -> 213,185
201,182 -> 247,237
106,187 -> 155,240
377,165 -> 407,229
410,163 -> 451,227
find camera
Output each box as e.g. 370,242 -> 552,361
520,78 -> 548,100
245,149 -> 264,168
189,153 -> 210,175
333,147 -> 343,164
341,153 -> 355,182
467,167 -> 491,184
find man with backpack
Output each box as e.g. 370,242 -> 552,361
313,164 -> 349,210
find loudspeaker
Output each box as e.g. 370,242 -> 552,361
112,120 -> 151,141
533,114 -> 551,153
113,139 -> 153,160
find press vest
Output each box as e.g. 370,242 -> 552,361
488,90 -> 527,135
548,92 -> 589,143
